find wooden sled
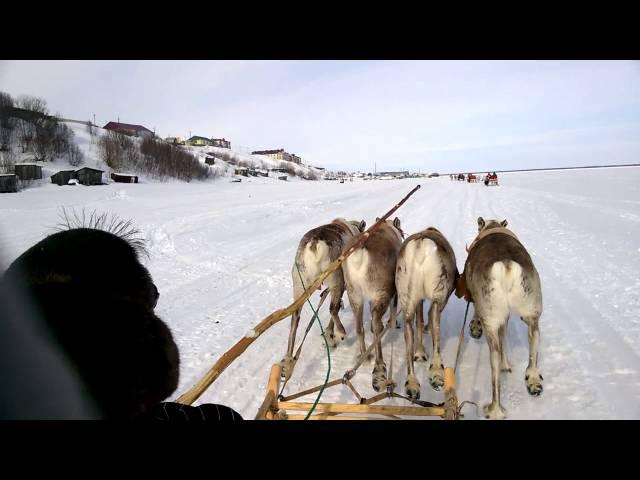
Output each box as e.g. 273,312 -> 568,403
256,363 -> 460,420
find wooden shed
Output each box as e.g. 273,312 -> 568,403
111,172 -> 139,183
234,167 -> 249,177
14,163 -> 42,181
76,167 -> 104,186
0,174 -> 18,193
51,170 -> 77,186
205,156 -> 216,166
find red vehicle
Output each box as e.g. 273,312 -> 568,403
484,172 -> 499,186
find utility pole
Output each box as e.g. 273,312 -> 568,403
93,113 -> 96,126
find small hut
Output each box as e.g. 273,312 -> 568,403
51,170 -> 77,186
205,156 -> 216,166
0,174 -> 18,193
234,167 -> 249,177
14,163 -> 42,181
111,173 -> 139,183
76,167 -> 104,186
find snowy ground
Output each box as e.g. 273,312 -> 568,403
1,167 -> 639,419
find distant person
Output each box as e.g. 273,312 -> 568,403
2,218 -> 242,420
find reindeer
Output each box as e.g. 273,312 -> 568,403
281,218 -> 366,380
395,227 -> 458,399
462,217 -> 543,419
342,217 -> 404,392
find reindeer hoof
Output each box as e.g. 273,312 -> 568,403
525,368 -> 544,396
280,356 -> 295,380
483,403 -> 506,420
334,328 -> 346,344
501,359 -> 512,373
469,320 -> 483,339
372,363 -> 387,392
429,363 -> 445,391
413,351 -> 428,362
324,332 -> 337,349
405,376 -> 420,399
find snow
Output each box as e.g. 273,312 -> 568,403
1,167 -> 639,419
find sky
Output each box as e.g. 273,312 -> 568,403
1,60 -> 639,173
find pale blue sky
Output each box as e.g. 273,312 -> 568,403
1,60 -> 638,172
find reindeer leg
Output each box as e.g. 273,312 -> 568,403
371,299 -> 390,392
428,302 -> 445,390
483,320 -> 507,419
329,273 -> 347,345
348,291 -> 368,364
403,302 -> 420,399
499,317 -> 512,373
414,300 -> 428,362
523,315 -> 543,396
392,294 -> 400,328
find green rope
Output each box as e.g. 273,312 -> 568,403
295,262 -> 331,420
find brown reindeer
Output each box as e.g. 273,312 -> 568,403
462,217 -> 543,419
395,227 -> 458,399
281,218 -> 366,380
342,217 -> 404,392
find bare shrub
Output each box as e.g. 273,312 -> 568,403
139,137 -> 210,181
67,143 -> 84,167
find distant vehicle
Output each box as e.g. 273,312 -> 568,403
428,173 -> 440,178
484,172 -> 499,186
340,179 -> 345,183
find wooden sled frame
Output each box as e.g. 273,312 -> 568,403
256,364 -> 460,420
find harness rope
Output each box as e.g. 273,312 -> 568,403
278,287 -> 331,397
294,262 -> 331,420
454,301 -> 471,373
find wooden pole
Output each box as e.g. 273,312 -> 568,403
255,364 -> 281,420
286,414 -> 394,421
176,185 -> 421,405
279,378 -> 344,402
277,401 -> 445,417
